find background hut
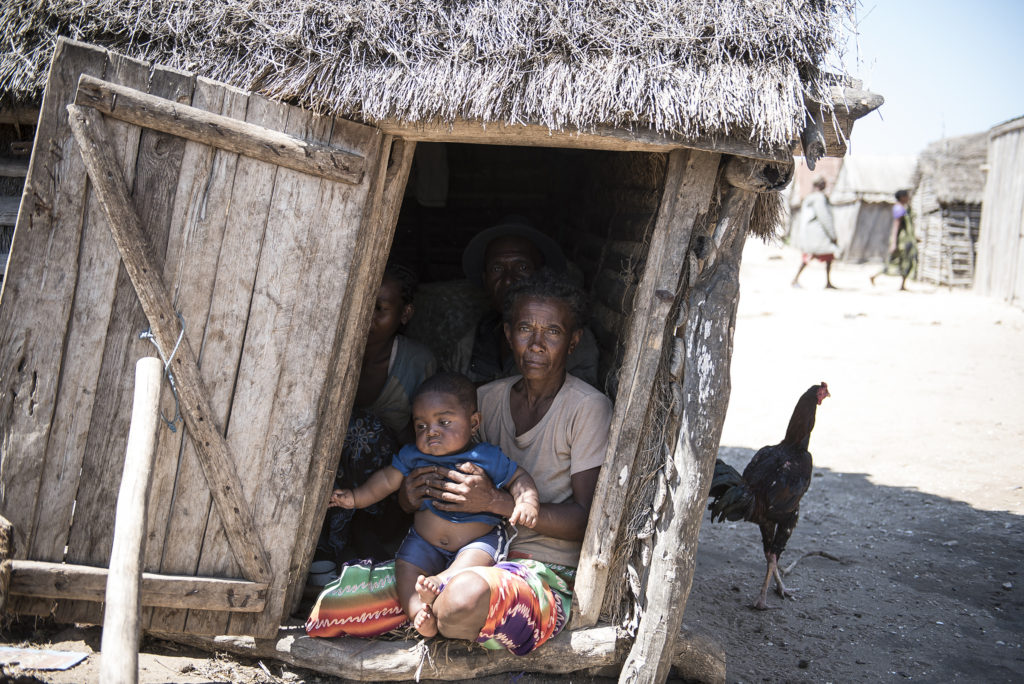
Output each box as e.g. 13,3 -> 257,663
912,133 -> 988,287
827,154 -> 918,262
0,2 -> 879,681
975,116 -> 1024,306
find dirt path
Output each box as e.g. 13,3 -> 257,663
685,240 -> 1024,682
3,240 -> 1022,683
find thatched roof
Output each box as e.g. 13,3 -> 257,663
830,155 -> 917,205
913,132 -> 988,205
0,1 -> 853,150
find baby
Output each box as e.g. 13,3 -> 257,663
331,372 -> 539,636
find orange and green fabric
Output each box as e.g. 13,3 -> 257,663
304,557 -> 575,654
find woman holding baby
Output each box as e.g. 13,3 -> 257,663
308,267 -> 611,656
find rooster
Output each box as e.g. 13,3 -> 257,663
708,382 -> 830,610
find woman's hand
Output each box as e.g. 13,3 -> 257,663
398,465 -> 435,513
432,462 -> 514,518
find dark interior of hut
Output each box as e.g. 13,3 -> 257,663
389,142 -> 668,397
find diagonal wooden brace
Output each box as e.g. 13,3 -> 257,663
66,103 -> 272,584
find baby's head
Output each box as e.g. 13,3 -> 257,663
411,373 -> 480,457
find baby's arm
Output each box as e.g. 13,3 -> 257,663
330,466 -> 405,509
505,467 -> 540,528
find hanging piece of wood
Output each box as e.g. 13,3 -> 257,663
9,560 -> 266,611
74,74 -> 366,186
100,357 -> 162,684
722,155 -> 794,193
65,103 -> 272,585
800,109 -> 826,171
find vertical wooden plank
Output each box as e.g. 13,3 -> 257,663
183,103 -> 334,636
228,116 -> 386,638
619,185 -> 753,684
283,137 -> 416,617
0,39 -> 107,562
572,149 -> 721,628
148,87 -> 283,634
64,64 -> 195,568
43,52 -> 153,628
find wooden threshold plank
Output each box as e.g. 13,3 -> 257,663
10,560 -> 266,612
75,75 -> 366,186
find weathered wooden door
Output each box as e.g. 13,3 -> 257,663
0,38 -> 414,637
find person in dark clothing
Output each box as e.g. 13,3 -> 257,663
445,218 -> 600,388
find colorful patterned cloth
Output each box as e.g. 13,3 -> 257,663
304,557 -> 576,654
305,559 -> 408,638
466,559 -> 575,655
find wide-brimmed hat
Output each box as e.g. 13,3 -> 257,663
462,217 -> 566,284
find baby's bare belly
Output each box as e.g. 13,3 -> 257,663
415,510 -> 494,551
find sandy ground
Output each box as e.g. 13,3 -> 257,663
685,240 -> 1024,683
3,239 -> 1023,683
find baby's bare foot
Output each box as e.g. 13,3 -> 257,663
415,574 -> 442,607
414,605 -> 438,637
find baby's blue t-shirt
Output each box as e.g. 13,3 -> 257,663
391,442 -> 519,526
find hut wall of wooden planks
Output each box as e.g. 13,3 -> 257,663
975,117 -> 1024,306
0,39 -> 413,639
912,132 -> 988,287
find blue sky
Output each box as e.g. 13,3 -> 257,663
837,1 -> 1024,156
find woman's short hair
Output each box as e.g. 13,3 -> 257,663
413,372 -> 478,412
895,189 -> 910,202
383,261 -> 419,306
502,269 -> 588,332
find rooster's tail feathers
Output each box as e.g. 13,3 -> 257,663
707,458 -> 753,522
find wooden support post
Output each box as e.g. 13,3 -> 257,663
65,103 -> 272,584
100,357 -> 162,684
619,185 -> 754,684
572,149 -> 721,628
0,515 -> 13,615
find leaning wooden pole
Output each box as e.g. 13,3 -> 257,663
100,357 -> 163,684
620,182 -> 757,684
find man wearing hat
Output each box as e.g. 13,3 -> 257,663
448,217 -> 600,387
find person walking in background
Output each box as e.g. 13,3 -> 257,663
792,176 -> 840,289
870,190 -> 916,291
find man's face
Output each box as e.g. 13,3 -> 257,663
482,235 -> 543,311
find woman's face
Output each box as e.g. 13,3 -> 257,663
504,297 -> 582,381
366,275 -> 411,346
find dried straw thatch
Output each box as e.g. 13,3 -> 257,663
1,1 -> 852,149
913,132 -> 989,207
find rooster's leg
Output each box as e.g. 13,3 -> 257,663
753,554 -> 776,610
772,564 -> 795,599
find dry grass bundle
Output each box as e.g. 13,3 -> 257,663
2,1 -> 852,149
912,132 -> 988,208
